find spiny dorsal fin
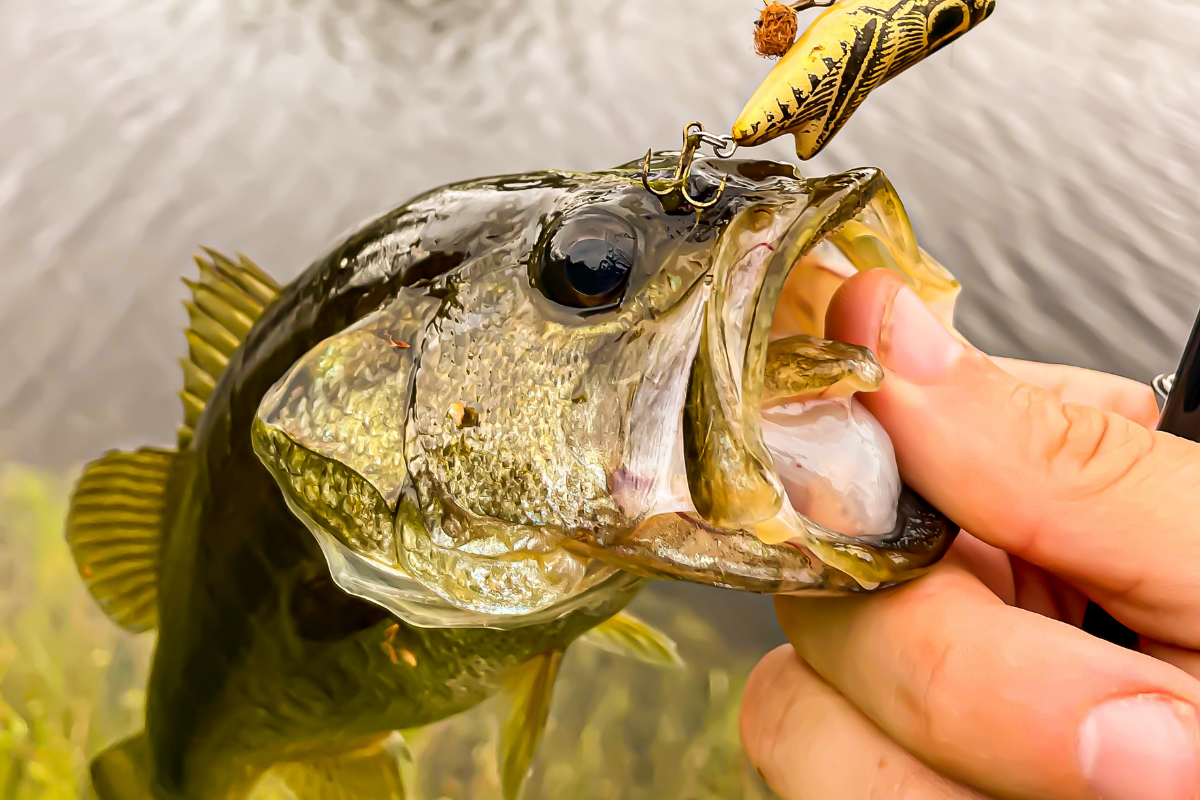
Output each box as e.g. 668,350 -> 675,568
580,611 -> 683,668
66,448 -> 176,633
178,249 -> 280,448
500,649 -> 563,800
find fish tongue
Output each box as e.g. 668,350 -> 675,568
760,396 -> 900,539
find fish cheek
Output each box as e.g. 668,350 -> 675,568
559,340 -> 641,511
409,288 -> 620,533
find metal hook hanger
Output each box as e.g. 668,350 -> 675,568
1153,372 -> 1175,403
641,121 -> 738,210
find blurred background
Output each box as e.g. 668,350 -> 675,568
2,0 -> 1199,796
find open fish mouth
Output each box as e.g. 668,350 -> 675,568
572,165 -> 961,594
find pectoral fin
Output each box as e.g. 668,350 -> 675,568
580,611 -> 683,668
66,448 -> 176,632
500,649 -> 564,800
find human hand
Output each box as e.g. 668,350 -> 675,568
740,268 -> 1200,800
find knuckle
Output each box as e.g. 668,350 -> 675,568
864,734 -> 974,800
742,642 -> 975,800
888,766 -> 968,800
1018,379 -> 1153,500
1044,400 -> 1109,474
890,617 -> 959,749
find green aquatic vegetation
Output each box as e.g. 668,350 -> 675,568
0,465 -> 773,799
0,467 -> 152,800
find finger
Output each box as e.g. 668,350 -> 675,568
740,645 -> 987,800
1142,639 -> 1200,683
1009,555 -> 1090,626
825,269 -> 1200,646
948,530 -> 1015,605
990,357 -> 1161,428
778,556 -> 1200,800
956,531 -> 1089,625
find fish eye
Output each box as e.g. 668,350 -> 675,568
928,2 -> 969,49
539,214 -> 637,309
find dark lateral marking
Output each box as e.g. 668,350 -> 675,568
926,4 -> 967,56
401,250 -> 468,287
931,4 -> 965,40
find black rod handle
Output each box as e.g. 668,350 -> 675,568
1082,304 -> 1200,646
1158,308 -> 1200,440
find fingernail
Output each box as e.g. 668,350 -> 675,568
1078,695 -> 1200,800
879,286 -> 964,382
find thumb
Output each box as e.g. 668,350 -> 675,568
826,269 -> 1200,646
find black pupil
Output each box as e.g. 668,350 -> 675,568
563,238 -> 631,297
539,214 -> 638,310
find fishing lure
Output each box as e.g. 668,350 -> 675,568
735,0 -> 997,159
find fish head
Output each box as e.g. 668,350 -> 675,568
253,153 -> 962,628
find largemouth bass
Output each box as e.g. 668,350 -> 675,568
66,152 -> 959,799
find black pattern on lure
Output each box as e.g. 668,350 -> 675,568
735,0 -> 997,159
65,154 -> 959,799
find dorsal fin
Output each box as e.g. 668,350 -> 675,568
178,249 -> 280,448
66,448 -> 177,632
66,250 -> 278,632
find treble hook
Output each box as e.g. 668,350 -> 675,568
641,121 -> 738,210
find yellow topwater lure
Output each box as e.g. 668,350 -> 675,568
735,0 -> 997,159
